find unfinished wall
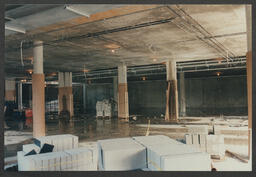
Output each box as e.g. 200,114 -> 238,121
185,76 -> 247,116
128,75 -> 247,116
79,75 -> 248,117
128,80 -> 166,116
86,83 -> 113,113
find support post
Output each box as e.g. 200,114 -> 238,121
113,76 -> 118,116
58,72 -> 74,117
245,5 -> 252,161
118,64 -> 129,119
83,83 -> 86,113
5,79 -> 16,102
180,72 -> 186,117
165,60 -> 178,121
32,40 -> 45,138
18,82 -> 23,111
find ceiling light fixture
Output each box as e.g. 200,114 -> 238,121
27,69 -> 33,74
153,58 -> 157,62
5,24 -> 26,34
111,49 -> 115,53
64,5 -> 90,18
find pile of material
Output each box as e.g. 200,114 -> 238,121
17,134 -> 97,171
97,135 -> 211,171
96,99 -> 112,117
185,126 -> 225,159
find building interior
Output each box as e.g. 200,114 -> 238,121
4,4 -> 252,171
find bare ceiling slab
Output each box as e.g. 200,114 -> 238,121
5,4 -> 247,78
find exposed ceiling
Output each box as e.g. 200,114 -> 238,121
5,4 -> 247,79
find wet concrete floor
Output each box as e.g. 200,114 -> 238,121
4,115 -> 158,158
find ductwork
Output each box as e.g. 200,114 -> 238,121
5,4 -> 124,36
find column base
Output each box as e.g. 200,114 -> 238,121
165,80 -> 179,121
118,83 -> 129,119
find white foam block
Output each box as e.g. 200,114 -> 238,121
64,147 -> 94,171
185,134 -> 192,145
98,137 -> 147,171
146,143 -> 204,171
17,151 -> 68,171
79,143 -> 98,170
161,152 -> 211,171
187,125 -> 208,134
133,135 -> 183,146
23,144 -> 41,154
35,134 -> 78,151
206,135 -> 225,157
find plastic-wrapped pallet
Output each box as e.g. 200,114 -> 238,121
146,143 -> 211,171
133,135 -> 183,147
103,103 -> 112,117
97,137 -> 147,171
34,134 -> 78,152
96,101 -> 103,117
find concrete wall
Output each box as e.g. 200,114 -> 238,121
86,83 -> 113,113
128,80 -> 166,116
79,75 -> 248,116
184,76 -> 247,116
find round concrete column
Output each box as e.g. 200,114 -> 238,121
118,64 -> 129,120
165,60 -> 179,121
32,40 -> 45,138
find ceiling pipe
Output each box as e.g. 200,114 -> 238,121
64,5 -> 90,18
5,24 -> 26,33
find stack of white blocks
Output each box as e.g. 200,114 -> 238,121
133,135 -> 211,171
96,101 -> 103,117
185,133 -> 225,159
18,147 -> 94,171
96,100 -> 112,117
17,134 -> 97,171
97,137 -> 147,171
35,134 -> 78,152
103,102 -> 112,117
206,135 -> 225,159
185,134 -> 207,152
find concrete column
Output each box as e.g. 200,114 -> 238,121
5,79 -> 16,101
118,65 -> 129,119
18,82 -> 23,111
58,72 -> 74,117
179,72 -> 186,117
82,83 -> 86,113
32,40 -> 45,138
113,76 -> 118,116
165,60 -> 178,121
245,5 -> 252,160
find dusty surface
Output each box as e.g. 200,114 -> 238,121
4,115 -> 250,171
